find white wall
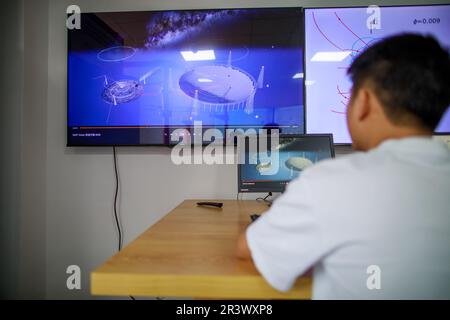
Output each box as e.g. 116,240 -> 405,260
4,0 -> 447,299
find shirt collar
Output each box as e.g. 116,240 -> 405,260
376,136 -> 450,159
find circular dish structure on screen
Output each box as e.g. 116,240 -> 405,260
97,46 -> 136,62
285,157 -> 314,172
102,79 -> 144,105
178,65 -> 257,113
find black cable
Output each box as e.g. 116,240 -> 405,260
113,146 -> 122,251
256,192 -> 273,206
113,147 -> 135,300
256,192 -> 272,201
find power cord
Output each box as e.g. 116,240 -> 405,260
256,192 -> 273,206
113,146 -> 122,251
113,147 -> 136,300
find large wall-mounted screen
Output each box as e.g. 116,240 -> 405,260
68,8 -> 305,146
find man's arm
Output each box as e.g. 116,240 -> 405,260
236,228 -> 252,260
233,167 -> 329,292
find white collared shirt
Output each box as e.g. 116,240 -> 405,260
247,137 -> 450,299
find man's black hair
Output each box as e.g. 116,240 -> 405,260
348,33 -> 450,130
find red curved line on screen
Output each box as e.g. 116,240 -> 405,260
337,85 -> 350,99
334,12 -> 368,46
312,11 -> 359,53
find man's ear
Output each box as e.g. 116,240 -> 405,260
352,87 -> 371,123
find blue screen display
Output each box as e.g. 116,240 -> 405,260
238,135 -> 334,193
67,8 -> 304,145
241,150 -> 329,182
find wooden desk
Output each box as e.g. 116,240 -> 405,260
91,200 -> 312,299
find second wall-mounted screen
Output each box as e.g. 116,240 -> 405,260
305,5 -> 450,144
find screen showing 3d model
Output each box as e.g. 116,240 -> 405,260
305,5 -> 450,144
67,8 -> 304,145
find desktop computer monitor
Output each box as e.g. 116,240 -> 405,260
238,134 -> 335,193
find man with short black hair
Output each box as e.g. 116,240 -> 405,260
236,34 -> 450,299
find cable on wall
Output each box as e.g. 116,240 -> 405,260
113,147 -> 137,300
113,146 -> 122,251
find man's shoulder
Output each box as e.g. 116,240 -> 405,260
303,151 -> 376,180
